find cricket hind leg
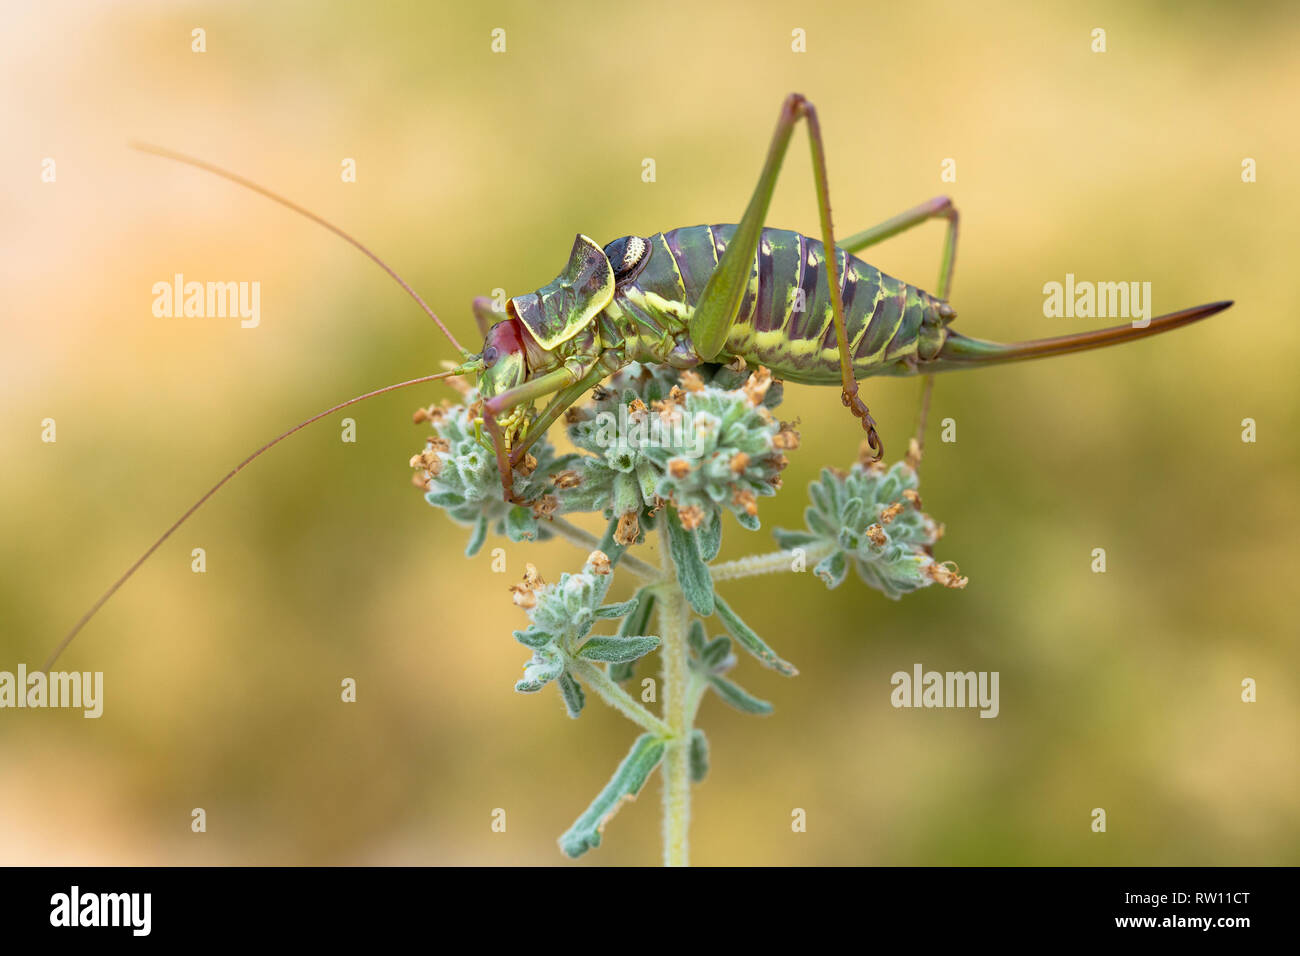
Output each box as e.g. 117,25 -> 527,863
685,94 -> 888,456
839,195 -> 959,297
785,99 -> 886,457
839,196 -> 961,465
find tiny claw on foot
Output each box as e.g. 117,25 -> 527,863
863,423 -> 884,461
502,482 -> 539,507
501,461 -> 541,506
841,387 -> 884,461
499,466 -> 528,505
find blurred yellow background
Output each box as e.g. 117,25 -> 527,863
2,0 -> 1296,865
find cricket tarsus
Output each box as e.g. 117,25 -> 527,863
44,370 -> 466,671
129,142 -> 467,355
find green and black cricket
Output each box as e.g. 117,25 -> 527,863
47,93 -> 1231,667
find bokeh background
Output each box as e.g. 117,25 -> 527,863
2,0 -> 1296,865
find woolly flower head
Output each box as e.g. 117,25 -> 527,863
559,363 -> 798,541
774,460 -> 967,599
509,551 -> 659,716
410,390 -> 573,556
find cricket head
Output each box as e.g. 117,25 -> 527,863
476,234 -> 648,449
477,315 -> 529,402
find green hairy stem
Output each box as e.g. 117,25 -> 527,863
657,526 -> 693,866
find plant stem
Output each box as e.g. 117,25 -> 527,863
685,671 -> 709,726
708,540 -> 836,582
657,526 -> 692,867
546,516 -> 660,580
568,660 -> 672,737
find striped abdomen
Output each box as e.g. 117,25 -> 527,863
621,224 -> 954,384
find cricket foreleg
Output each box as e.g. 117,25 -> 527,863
508,362 -> 612,466
482,365 -> 580,502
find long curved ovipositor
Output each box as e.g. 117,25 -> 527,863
927,300 -> 1234,371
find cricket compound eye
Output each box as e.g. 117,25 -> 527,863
603,235 -> 649,282
482,316 -> 525,364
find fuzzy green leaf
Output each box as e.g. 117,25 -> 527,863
609,587 -> 657,681
635,460 -> 660,505
665,507 -> 715,615
515,648 -> 565,693
805,506 -> 838,540
504,504 -> 538,542
557,671 -> 585,718
701,634 -> 733,672
696,509 -> 723,562
618,587 -> 656,637
771,528 -> 819,550
424,490 -> 464,509
706,674 -> 774,715
689,729 -> 710,783
607,660 -> 635,683
465,515 -> 489,558
686,618 -> 707,656
577,635 -> 661,663
512,626 -> 555,650
814,549 -> 848,589
594,597 -> 639,620
713,594 -> 797,676
559,733 -> 666,858
612,471 -> 642,517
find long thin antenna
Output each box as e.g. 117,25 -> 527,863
130,141 -> 468,355
44,367 -> 472,671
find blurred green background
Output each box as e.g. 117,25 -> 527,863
2,0 -> 1296,865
